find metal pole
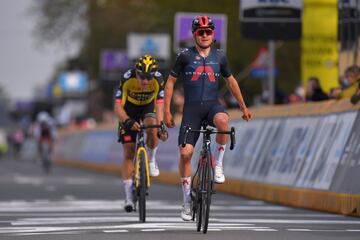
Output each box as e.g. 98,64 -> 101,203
354,0 -> 360,64
268,40 -> 275,105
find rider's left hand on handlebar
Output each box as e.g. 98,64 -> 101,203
242,108 -> 252,121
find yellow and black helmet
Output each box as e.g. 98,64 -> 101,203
135,55 -> 157,80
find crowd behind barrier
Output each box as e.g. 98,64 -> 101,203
54,99 -> 360,216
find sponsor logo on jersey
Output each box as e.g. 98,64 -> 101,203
116,90 -> 122,97
154,71 -> 161,77
124,135 -> 132,142
190,66 -> 217,82
124,70 -> 132,79
159,90 -> 164,98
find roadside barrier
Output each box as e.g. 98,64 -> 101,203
55,99 -> 360,216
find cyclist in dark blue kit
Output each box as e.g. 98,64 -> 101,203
164,15 -> 252,221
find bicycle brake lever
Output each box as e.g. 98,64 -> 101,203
182,126 -> 190,148
230,127 -> 236,150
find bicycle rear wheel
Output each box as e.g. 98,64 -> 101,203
138,149 -> 148,222
201,153 -> 213,233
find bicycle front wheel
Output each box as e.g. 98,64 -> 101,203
195,164 -> 204,232
201,153 -> 213,233
137,148 -> 148,223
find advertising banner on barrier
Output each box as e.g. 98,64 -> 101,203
330,111 -> 360,193
222,110 -> 358,192
55,109 -> 359,194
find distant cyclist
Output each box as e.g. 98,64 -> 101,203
114,55 -> 168,212
163,15 -> 252,221
33,111 -> 57,159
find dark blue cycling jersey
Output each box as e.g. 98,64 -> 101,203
170,47 -> 232,103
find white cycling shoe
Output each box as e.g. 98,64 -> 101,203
181,203 -> 192,221
214,165 -> 225,184
149,161 -> 160,177
124,199 -> 134,212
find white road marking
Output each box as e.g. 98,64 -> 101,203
11,231 -> 86,236
0,200 -> 291,212
141,229 -> 166,232
217,219 -> 360,225
14,176 -> 43,185
1,199 -> 359,236
103,230 -> 129,233
288,229 -> 360,232
218,226 -> 270,230
252,229 -> 278,231
287,229 -> 311,231
0,212 -> 343,218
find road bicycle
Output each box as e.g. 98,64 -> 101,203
132,121 -> 166,222
182,121 -> 235,233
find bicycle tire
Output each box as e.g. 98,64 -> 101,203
138,149 -> 147,222
196,156 -> 206,232
202,152 -> 212,233
195,168 -> 203,232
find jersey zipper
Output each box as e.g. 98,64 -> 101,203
200,57 -> 206,103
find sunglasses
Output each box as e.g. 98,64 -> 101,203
136,71 -> 153,81
195,29 -> 214,37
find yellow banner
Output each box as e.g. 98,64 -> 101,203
301,0 -> 338,93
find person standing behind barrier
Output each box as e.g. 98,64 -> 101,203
306,76 -> 329,102
114,55 -> 168,212
329,65 -> 360,99
350,81 -> 360,105
163,15 -> 252,221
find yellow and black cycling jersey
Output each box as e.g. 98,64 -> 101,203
115,68 -> 164,106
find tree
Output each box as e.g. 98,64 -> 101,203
32,0 -> 300,109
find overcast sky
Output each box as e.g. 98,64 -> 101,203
0,0 -> 79,101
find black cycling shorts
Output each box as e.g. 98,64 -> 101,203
118,101 -> 156,144
178,100 -> 227,146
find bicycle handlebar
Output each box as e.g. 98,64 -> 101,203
181,126 -> 236,150
139,121 -> 166,131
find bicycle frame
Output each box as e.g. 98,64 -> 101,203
134,129 -> 150,189
182,122 -> 235,233
132,121 -> 165,222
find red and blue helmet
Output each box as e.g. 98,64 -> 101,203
191,15 -> 215,33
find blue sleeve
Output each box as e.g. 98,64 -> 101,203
170,51 -> 187,78
219,51 -> 232,78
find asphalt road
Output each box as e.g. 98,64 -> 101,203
0,155 -> 359,240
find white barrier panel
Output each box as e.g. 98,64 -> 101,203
221,110 -> 358,193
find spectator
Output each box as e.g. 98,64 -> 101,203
10,126 -> 24,157
329,65 -> 360,99
350,82 -> 360,105
306,76 -> 329,102
289,84 -> 306,103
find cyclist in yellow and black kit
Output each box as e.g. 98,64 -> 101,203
114,55 -> 168,212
